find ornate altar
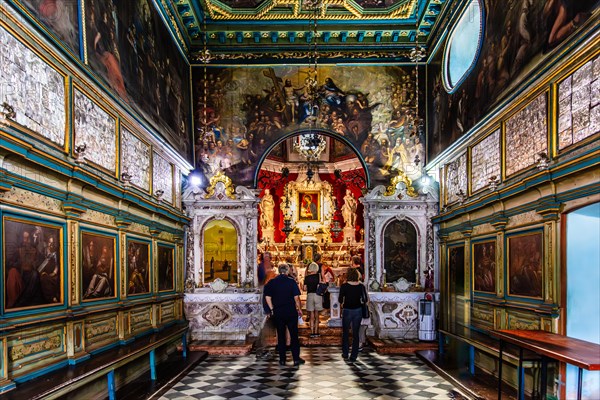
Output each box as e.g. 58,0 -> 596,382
360,173 -> 440,339
183,172 -> 264,341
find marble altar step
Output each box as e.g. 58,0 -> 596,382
186,340 -> 254,356
368,337 -> 439,355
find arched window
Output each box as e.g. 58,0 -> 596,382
203,219 -> 238,284
384,219 -> 418,284
442,0 -> 484,92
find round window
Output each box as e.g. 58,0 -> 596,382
442,0 -> 484,92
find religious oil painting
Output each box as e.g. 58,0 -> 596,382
192,65 -> 426,187
508,232 -> 543,298
84,0 -> 191,160
17,0 -> 80,54
298,192 -> 320,222
203,220 -> 238,284
157,245 -> 174,291
3,217 -> 62,311
448,245 -> 465,297
383,220 -> 417,284
473,240 -> 496,293
0,25 -> 66,147
81,231 -> 116,301
127,240 -> 150,295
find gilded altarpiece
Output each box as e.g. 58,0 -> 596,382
73,88 -> 117,173
505,93 -> 548,177
121,127 -> 151,191
0,24 -> 66,146
558,53 -> 600,150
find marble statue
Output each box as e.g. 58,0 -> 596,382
341,189 -> 357,228
259,189 -> 275,230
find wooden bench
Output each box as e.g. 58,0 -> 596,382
3,323 -> 191,400
492,330 -> 600,400
439,326 -> 541,376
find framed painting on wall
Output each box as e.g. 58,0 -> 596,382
298,192 -> 319,221
157,245 -> 174,291
127,240 -> 150,295
473,240 -> 496,293
508,231 -> 543,298
81,231 -> 116,301
3,216 -> 63,311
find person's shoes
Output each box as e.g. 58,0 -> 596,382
348,357 -> 357,362
279,360 -> 286,366
293,358 -> 306,366
341,354 -> 349,360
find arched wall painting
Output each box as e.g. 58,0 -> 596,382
193,66 -> 426,187
383,220 -> 417,284
203,220 -> 238,283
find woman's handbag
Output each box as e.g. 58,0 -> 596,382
360,285 -> 370,318
316,282 -> 328,296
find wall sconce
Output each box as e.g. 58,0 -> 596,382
74,143 -> 87,164
0,102 -> 16,127
154,189 -> 164,201
456,189 -> 467,204
121,171 -> 132,188
537,152 -> 550,170
488,175 -> 499,191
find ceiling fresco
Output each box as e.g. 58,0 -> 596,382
159,0 -> 451,62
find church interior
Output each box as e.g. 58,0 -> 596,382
0,0 -> 598,398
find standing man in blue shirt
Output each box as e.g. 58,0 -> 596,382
264,263 -> 305,366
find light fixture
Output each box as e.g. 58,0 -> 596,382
74,143 -> 87,164
121,171 -> 132,188
189,172 -> 202,187
154,189 -> 164,201
537,152 -> 550,170
0,102 -> 15,127
488,175 -> 499,191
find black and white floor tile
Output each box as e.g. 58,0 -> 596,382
161,347 -> 463,399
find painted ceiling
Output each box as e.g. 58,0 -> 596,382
158,0 -> 452,63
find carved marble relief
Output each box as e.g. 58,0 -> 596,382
445,153 -> 467,204
153,152 -> 173,204
73,89 -> 117,173
121,127 -> 150,191
471,129 -> 500,192
505,93 -> 548,176
0,25 -> 66,146
558,54 -> 600,150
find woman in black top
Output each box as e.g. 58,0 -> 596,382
303,262 -> 323,337
338,268 -> 367,362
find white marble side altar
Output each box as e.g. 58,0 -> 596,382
369,291 -> 439,339
184,289 -> 264,341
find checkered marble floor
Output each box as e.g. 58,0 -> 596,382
160,347 -> 464,399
